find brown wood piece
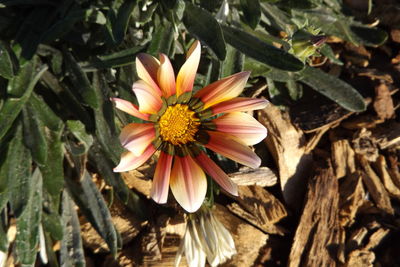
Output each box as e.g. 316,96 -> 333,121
331,139 -> 356,179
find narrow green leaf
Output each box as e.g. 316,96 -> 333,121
319,44 -> 343,66
240,0 -> 261,29
42,212 -> 63,241
60,191 -> 85,267
15,168 -> 43,266
28,92 -> 63,132
350,25 -> 388,46
111,0 -> 137,44
64,51 -> 98,109
221,45 -> 244,77
22,105 -> 48,166
222,25 -> 304,71
65,170 -> 119,256
183,2 -> 226,60
0,41 -> 18,79
0,63 -> 47,141
300,66 -> 366,112
147,22 -> 175,56
66,120 -> 93,155
0,209 -> 8,252
8,123 -> 33,218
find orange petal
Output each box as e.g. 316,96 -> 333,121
132,80 -> 163,114
204,131 -> 261,168
120,123 -> 155,156
176,40 -> 201,96
157,53 -> 176,98
195,72 -> 250,109
111,97 -> 149,121
170,156 -> 207,212
212,112 -> 267,145
211,97 -> 269,115
151,152 -> 173,204
113,145 -> 156,172
135,54 -> 162,95
195,152 -> 238,196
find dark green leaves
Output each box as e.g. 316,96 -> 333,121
0,41 -> 18,79
241,0 -> 261,29
106,0 -> 137,45
183,2 -> 226,60
222,25 -> 304,71
300,66 -> 366,112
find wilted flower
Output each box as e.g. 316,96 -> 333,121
112,40 -> 268,212
175,208 -> 236,267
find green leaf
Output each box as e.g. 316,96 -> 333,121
22,105 -> 48,166
221,45 -> 244,77
109,0 -> 137,44
66,120 -> 93,155
350,25 -> 388,46
64,51 -> 99,109
0,62 -> 47,141
147,21 -> 175,56
300,66 -> 366,112
65,170 -> 119,256
28,92 -> 63,132
0,41 -> 18,79
183,2 -> 226,60
222,25 -> 304,71
42,212 -> 63,241
8,123 -> 33,218
319,44 -> 343,65
0,210 -> 8,252
15,168 -> 43,266
60,191 -> 85,267
240,0 -> 261,29
260,2 -> 295,35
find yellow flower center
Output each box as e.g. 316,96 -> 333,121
158,104 -> 200,145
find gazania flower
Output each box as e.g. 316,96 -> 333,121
112,41 -> 268,212
175,207 -> 236,267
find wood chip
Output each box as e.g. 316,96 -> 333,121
373,83 -> 395,120
371,121 -> 400,149
331,139 -> 356,179
288,161 -> 343,267
345,250 -> 375,267
373,155 -> 400,199
258,104 -> 313,210
229,167 -> 277,187
352,128 -> 379,162
358,155 -> 394,215
339,173 -> 365,227
365,228 -> 390,250
345,227 -> 368,252
228,186 -> 287,235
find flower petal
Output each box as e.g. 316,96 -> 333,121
195,71 -> 250,109
204,131 -> 261,168
211,97 -> 269,115
120,123 -> 155,156
135,53 -> 162,95
170,156 -> 207,212
111,97 -> 149,121
113,145 -> 156,172
212,112 -> 267,145
176,40 -> 201,96
132,80 -> 163,114
151,152 -> 173,204
157,53 -> 176,98
195,152 -> 238,196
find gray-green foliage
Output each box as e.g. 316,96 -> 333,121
0,0 -> 387,265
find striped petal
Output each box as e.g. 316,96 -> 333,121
211,97 -> 269,115
151,152 -> 173,204
195,71 -> 250,109
113,145 -> 156,172
135,54 -> 162,95
212,112 -> 267,145
170,156 -> 207,213
157,53 -> 176,98
195,152 -> 238,196
132,80 -> 163,114
176,40 -> 201,96
120,123 -> 155,156
111,97 -> 149,121
204,131 -> 261,168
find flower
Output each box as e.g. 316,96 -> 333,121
112,40 -> 268,212
175,208 -> 236,267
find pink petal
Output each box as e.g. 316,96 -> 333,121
132,80 -> 163,114
170,156 -> 207,212
176,40 -> 201,96
120,123 -> 156,156
211,97 -> 269,115
212,112 -> 267,145
204,131 -> 261,168
157,53 -> 176,98
113,145 -> 156,172
195,152 -> 238,196
195,72 -> 250,109
135,54 -> 162,95
151,152 -> 173,204
111,97 -> 149,121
